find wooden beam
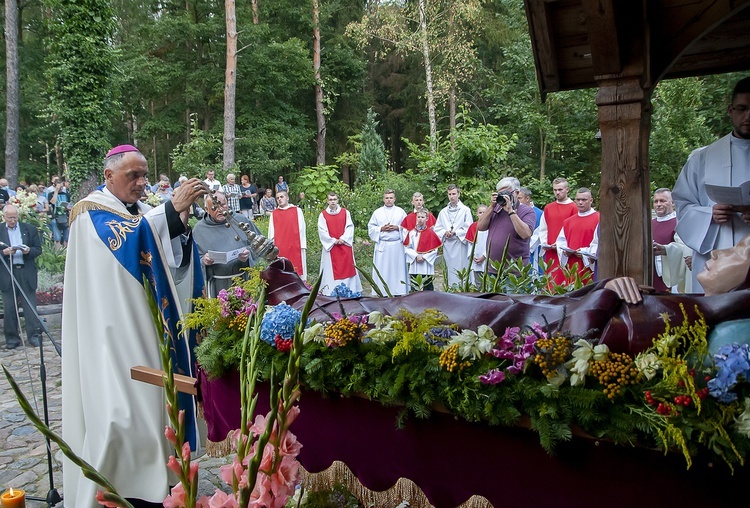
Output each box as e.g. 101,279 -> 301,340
581,0 -> 622,75
131,365 -> 198,395
524,0 -> 561,96
596,78 -> 653,282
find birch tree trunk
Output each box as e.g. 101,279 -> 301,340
5,0 -> 20,188
251,0 -> 259,24
418,0 -> 437,153
224,0 -> 237,169
313,0 -> 326,165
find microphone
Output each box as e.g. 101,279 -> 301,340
0,241 -> 9,249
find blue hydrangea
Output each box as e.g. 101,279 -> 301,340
329,283 -> 362,298
260,303 -> 303,346
708,343 -> 750,403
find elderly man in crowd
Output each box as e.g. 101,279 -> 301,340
0,204 -> 43,349
477,177 -> 535,271
194,191 -> 261,297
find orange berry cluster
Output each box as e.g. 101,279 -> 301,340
533,335 -> 572,380
325,318 -> 364,348
230,313 -> 249,331
439,343 -> 471,373
589,352 -> 641,399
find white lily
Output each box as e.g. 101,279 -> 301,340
634,352 -> 660,380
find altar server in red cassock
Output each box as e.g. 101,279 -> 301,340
556,188 -> 600,285
401,192 -> 437,231
318,192 -> 362,296
268,190 -> 307,280
537,177 -> 578,285
404,209 -> 442,291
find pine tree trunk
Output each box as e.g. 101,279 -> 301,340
224,0 -> 237,169
313,0 -> 326,165
418,0 -> 437,153
5,0 -> 20,188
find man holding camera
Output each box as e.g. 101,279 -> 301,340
476,177 -> 535,272
47,177 -> 71,250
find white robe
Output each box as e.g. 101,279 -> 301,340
62,189 -> 200,507
267,204 -> 307,280
317,207 -> 362,296
404,229 -> 439,276
673,134 -> 750,292
433,201 -> 473,287
367,205 -> 408,296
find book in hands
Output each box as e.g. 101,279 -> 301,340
705,181 -> 750,207
207,247 -> 244,264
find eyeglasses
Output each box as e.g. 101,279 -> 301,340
731,105 -> 750,114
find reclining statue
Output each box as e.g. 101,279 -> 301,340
258,235 -> 750,356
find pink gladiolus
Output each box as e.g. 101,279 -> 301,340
285,405 -> 301,427
178,409 -> 185,426
182,441 -> 192,461
278,430 -> 302,457
95,491 -> 120,507
220,459 -> 247,489
190,461 -> 200,481
167,455 -> 182,476
165,426 -> 177,446
163,483 -> 187,508
207,490 -> 239,508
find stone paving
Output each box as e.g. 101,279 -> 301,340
0,310 -> 231,507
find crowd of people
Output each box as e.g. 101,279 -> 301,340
0,74 -> 739,507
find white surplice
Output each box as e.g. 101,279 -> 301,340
367,205 -> 408,296
433,201 -> 473,288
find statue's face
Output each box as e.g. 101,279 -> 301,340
697,237 -> 750,295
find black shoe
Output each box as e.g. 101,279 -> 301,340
5,341 -> 21,350
28,335 -> 41,347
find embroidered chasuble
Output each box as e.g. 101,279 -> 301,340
62,190 -> 203,508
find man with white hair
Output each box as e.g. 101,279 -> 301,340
476,177 -> 535,271
222,173 -> 241,213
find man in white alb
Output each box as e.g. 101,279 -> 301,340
672,76 -> 750,292
433,184 -> 473,288
367,189 -> 408,295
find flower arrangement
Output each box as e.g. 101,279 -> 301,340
193,280 -> 750,470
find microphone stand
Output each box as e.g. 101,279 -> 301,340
0,247 -> 63,507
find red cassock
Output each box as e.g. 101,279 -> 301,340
403,227 -> 442,253
323,209 -> 357,280
271,207 -> 303,277
543,201 -> 578,284
402,211 -> 437,231
562,212 -> 600,283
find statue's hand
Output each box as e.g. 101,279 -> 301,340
604,277 -> 643,305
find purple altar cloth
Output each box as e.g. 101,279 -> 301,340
198,370 -> 749,508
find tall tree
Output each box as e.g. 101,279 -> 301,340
44,0 -> 116,196
358,107 -> 387,178
313,0 -> 326,164
347,0 -> 481,153
5,0 -> 20,187
224,0 -> 238,169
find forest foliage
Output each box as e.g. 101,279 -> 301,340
0,0 -> 744,208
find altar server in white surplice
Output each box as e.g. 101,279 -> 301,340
367,189 -> 408,296
62,145 -> 207,508
433,184 -> 473,289
673,77 -> 750,293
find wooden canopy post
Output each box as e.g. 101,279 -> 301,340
595,78 -> 653,283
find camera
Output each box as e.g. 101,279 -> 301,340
494,190 -> 517,213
